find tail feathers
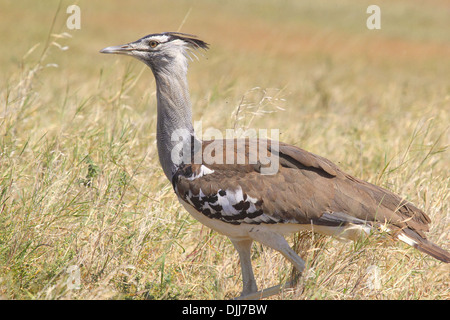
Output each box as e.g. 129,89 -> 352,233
398,229 -> 450,263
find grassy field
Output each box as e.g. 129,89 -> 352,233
0,0 -> 449,299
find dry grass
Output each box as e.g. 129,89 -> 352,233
0,0 -> 449,299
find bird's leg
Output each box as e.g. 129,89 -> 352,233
249,229 -> 306,273
247,229 -> 305,298
230,238 -> 258,296
231,237 -> 295,300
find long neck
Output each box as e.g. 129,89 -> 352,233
152,64 -> 196,180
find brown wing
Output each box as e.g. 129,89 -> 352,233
277,142 -> 431,236
173,139 -> 431,235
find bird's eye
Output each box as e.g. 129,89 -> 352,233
149,40 -> 159,48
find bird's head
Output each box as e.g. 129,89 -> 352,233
100,32 -> 208,72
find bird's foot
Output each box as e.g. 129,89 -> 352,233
233,281 -> 296,300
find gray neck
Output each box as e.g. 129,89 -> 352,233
150,62 -> 197,180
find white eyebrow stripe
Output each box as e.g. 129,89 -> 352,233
148,35 -> 170,43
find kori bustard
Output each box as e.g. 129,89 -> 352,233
100,32 -> 450,299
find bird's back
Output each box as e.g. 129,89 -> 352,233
172,138 -> 449,262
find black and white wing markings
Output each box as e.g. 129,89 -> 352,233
172,163 -> 286,225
